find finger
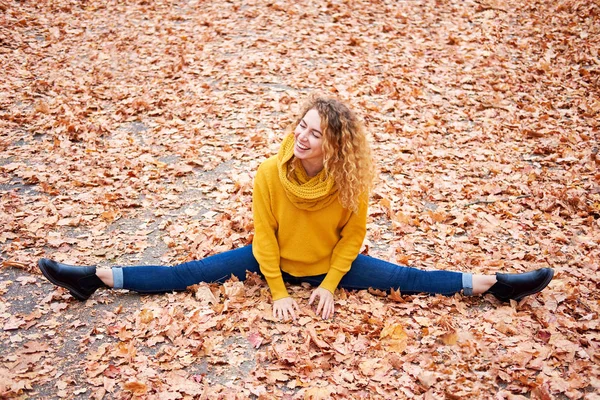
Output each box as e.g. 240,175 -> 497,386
317,297 -> 325,316
283,307 -> 291,321
290,307 -> 297,321
293,300 -> 301,312
327,303 -> 335,319
322,303 -> 330,319
323,301 -> 333,319
308,291 -> 316,305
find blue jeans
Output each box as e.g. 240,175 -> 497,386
114,245 -> 473,296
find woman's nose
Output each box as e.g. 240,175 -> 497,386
299,129 -> 309,140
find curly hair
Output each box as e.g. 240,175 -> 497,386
287,94 -> 375,212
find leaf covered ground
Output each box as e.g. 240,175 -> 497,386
1,0 -> 599,398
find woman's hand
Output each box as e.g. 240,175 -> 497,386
272,297 -> 300,321
309,287 -> 335,320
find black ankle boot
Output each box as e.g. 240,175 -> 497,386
38,259 -> 106,301
485,268 -> 554,302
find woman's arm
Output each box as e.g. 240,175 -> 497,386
252,161 -> 289,301
307,198 -> 367,320
321,196 -> 369,294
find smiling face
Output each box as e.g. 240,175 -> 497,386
293,108 -> 325,177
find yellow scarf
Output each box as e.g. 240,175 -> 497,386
277,134 -> 338,211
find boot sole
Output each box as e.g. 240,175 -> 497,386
513,268 -> 555,302
38,260 -> 90,301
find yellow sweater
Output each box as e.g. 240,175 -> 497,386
252,155 -> 368,300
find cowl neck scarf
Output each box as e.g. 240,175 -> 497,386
277,134 -> 338,211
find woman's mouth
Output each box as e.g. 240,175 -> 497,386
296,142 -> 309,151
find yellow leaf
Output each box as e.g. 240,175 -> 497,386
380,323 -> 408,353
139,309 -> 154,324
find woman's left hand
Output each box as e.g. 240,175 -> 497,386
309,287 -> 335,320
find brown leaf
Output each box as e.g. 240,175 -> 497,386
3,316 -> 25,331
418,372 -> 437,388
307,326 -> 329,349
266,370 -> 289,383
388,288 -> 404,302
303,385 -> 335,399
2,260 -> 28,269
123,381 -> 147,395
188,284 -> 219,304
16,276 -> 37,285
439,330 -> 458,345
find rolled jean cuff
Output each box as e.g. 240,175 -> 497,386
112,267 -> 124,289
462,273 -> 473,296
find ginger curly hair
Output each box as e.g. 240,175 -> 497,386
287,95 -> 375,212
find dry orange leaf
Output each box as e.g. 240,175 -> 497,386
380,323 -> 408,353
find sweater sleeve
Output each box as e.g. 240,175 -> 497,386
252,162 -> 289,301
320,196 -> 368,294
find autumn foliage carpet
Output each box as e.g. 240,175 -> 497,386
1,0 -> 599,398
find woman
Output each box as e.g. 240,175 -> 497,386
38,95 -> 554,321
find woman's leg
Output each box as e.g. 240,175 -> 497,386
290,256 -> 468,295
38,245 -> 260,300
340,255 -> 468,295
96,269 -> 113,287
291,255 -> 553,302
472,275 -> 497,294
114,245 -> 260,293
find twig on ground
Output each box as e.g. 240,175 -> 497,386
465,195 -> 532,207
474,1 -> 509,13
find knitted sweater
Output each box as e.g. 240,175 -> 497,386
252,155 -> 368,300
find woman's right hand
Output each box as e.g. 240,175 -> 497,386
272,297 -> 300,321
